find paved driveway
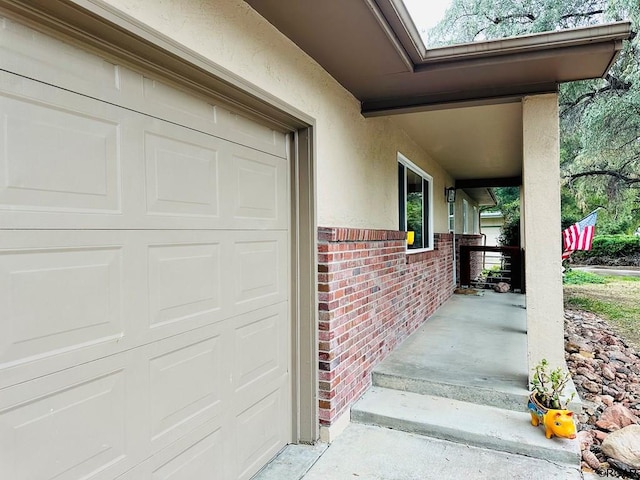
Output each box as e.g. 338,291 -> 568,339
574,266 -> 640,277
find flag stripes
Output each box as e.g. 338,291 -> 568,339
562,211 -> 597,260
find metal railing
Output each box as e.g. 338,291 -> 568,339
459,245 -> 525,293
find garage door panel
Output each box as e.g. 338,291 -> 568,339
225,143 -> 289,229
141,76 -> 218,132
0,72 -> 287,231
144,127 -> 220,219
0,15 -> 122,104
233,239 -> 281,303
235,387 -> 288,480
148,334 -> 224,451
138,75 -> 286,159
1,230 -> 221,388
114,418 -> 227,480
229,231 -> 289,315
129,73 -> 287,160
144,231 -> 227,343
140,74 -> 287,160
147,242 -> 221,329
232,303 -> 289,397
1,15 -> 287,162
0,356 -> 136,480
221,107 -> 288,159
139,130 -> 289,230
0,82 -> 122,214
0,244 -> 124,362
150,427 -> 224,480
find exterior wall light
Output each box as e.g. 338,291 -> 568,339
445,187 -> 456,203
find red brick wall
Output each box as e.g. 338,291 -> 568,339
455,234 -> 484,284
317,227 -> 455,426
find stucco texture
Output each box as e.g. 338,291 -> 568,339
522,94 -> 565,371
101,0 -> 453,231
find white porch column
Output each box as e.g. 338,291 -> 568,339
522,93 -> 565,375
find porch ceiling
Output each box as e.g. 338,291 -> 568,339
246,0 -> 630,186
390,102 -> 523,181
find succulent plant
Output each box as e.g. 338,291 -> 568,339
531,358 -> 575,409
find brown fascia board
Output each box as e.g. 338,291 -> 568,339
376,0 -> 631,65
374,0 -> 427,63
419,22 -> 631,64
362,32 -> 627,115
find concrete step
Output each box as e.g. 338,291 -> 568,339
351,386 -> 581,467
372,369 -> 529,412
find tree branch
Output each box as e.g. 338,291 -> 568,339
487,9 -> 605,27
560,74 -> 632,115
604,73 -> 633,91
560,10 -> 605,21
486,13 -> 536,25
565,170 -> 640,185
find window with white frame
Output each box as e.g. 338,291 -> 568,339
398,153 -> 433,250
448,202 -> 455,233
473,206 -> 479,233
462,199 -> 469,234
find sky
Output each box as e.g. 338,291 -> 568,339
402,0 -> 453,45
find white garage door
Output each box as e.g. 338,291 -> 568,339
0,16 -> 291,480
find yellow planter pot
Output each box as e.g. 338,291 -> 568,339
528,393 -> 576,440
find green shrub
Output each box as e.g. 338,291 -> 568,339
590,235 -> 640,256
572,235 -> 640,264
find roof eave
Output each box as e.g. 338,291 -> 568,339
420,23 -> 631,64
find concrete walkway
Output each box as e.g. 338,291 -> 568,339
256,423 -> 584,480
253,292 -> 584,480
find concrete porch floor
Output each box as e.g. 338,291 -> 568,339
253,291 -> 583,479
350,290 -> 580,466
371,290 -> 529,411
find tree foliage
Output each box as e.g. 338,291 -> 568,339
487,187 -> 521,246
430,0 -> 640,233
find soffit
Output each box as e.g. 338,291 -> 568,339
462,188 -> 496,207
391,102 -> 523,180
246,0 -> 629,187
245,0 -> 630,113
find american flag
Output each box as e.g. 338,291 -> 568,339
562,211 -> 598,260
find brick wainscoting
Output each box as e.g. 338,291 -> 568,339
317,227 -> 455,428
456,234 -> 484,283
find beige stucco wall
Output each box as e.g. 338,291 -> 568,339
481,216 -> 504,246
101,0 -> 454,232
451,190 -> 479,234
522,94 -> 565,372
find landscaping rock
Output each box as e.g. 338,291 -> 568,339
565,308 -> 640,478
493,282 -> 510,293
602,365 -> 617,381
583,448 -> 602,470
593,430 -> 609,442
596,405 -> 640,431
577,367 -> 600,381
583,380 -> 602,394
601,425 -> 640,469
577,430 -> 594,450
